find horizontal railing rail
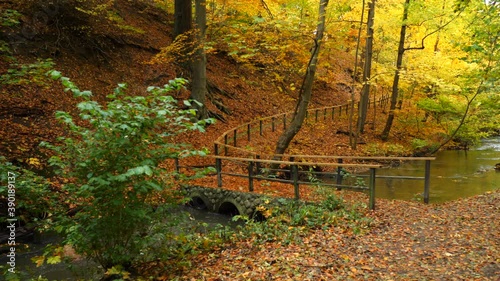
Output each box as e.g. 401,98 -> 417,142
175,94 -> 437,210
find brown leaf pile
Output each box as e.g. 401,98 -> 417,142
174,190 -> 499,280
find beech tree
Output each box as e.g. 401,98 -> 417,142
354,0 -> 376,147
174,0 -> 192,38
380,0 -> 410,141
174,0 -> 208,119
273,0 -> 330,159
380,0 -> 464,141
190,0 -> 208,120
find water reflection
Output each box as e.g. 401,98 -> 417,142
373,137 -> 500,202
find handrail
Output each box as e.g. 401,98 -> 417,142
182,94 -> 436,210
212,155 -> 383,168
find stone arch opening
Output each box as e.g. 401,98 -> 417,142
218,201 -> 240,216
187,196 -> 208,210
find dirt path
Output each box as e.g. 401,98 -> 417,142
178,190 -> 499,280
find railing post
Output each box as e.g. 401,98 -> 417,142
292,164 -> 299,200
216,156 -> 222,188
224,134 -> 228,155
259,120 -> 263,136
272,117 -> 275,132
174,157 -> 180,174
256,155 -> 261,175
315,109 -> 319,122
248,161 -> 254,192
424,160 -> 431,204
336,158 -> 343,190
247,124 -> 251,141
332,107 -> 335,120
233,129 -> 237,147
369,168 -> 376,210
324,108 -> 327,120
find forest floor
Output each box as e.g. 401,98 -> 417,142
175,189 -> 499,281
0,0 -> 498,280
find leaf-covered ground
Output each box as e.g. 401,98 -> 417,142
175,190 -> 499,280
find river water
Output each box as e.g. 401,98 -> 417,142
373,137 -> 500,203
0,207 -> 234,280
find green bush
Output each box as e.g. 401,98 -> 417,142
0,59 -> 55,86
0,156 -> 60,228
41,72 -> 214,270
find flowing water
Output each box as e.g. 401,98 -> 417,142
372,137 -> 500,203
0,207 -> 234,280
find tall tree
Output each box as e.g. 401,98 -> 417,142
354,0 -> 376,146
381,0 -> 464,140
380,0 -> 410,141
349,0 -> 366,148
190,0 -> 208,119
430,0 -> 500,152
273,0 -> 330,159
174,0 -> 192,38
173,0 -> 208,119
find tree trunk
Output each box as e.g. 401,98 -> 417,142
349,0 -> 366,149
273,0 -> 329,159
190,0 -> 208,119
381,0 -> 410,141
355,0 -> 376,142
174,0 -> 192,38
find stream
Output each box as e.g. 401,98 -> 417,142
372,137 -> 500,202
0,207 -> 234,280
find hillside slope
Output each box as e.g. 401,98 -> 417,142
0,0 -> 352,166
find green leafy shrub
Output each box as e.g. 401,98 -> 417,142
0,156 -> 60,228
0,59 -> 55,86
41,72 -> 214,270
235,193 -> 369,245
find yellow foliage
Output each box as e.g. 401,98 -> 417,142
150,31 -> 200,65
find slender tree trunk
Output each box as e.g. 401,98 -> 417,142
190,0 -> 208,119
349,0 -> 366,149
355,0 -> 376,142
273,0 -> 329,159
381,0 -> 410,141
430,84 -> 483,154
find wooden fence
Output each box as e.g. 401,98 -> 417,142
215,96 -> 390,156
175,95 -> 437,210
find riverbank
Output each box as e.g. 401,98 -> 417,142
174,189 -> 499,280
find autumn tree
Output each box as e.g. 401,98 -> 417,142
172,0 -> 208,119
273,0 -> 330,159
190,0 -> 208,120
429,0 -> 500,151
174,0 -> 192,38
380,0 -> 410,141
380,0 -> 464,141
354,0 -> 376,147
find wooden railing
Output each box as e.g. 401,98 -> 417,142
176,95 -> 438,210
214,96 -> 390,156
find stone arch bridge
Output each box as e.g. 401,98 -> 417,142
182,185 -> 271,217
